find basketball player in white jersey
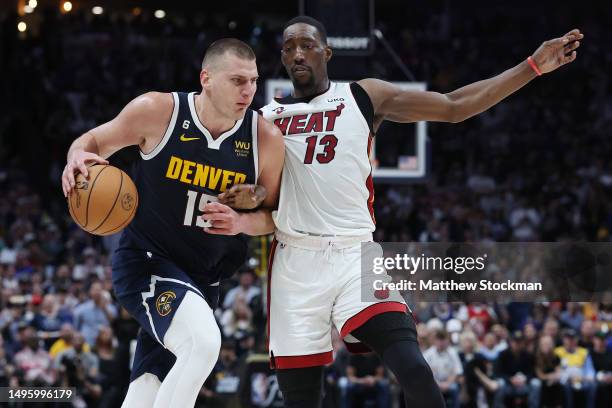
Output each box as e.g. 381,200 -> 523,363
217,17 -> 583,407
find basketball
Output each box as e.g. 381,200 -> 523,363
68,164 -> 138,236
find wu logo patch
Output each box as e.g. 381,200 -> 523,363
155,291 -> 176,316
234,140 -> 251,158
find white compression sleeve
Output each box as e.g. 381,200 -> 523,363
121,372 -> 161,408
153,290 -> 222,408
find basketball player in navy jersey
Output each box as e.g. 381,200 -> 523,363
228,16 -> 583,408
61,39 -> 284,407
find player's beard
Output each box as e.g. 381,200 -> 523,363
292,71 -> 317,96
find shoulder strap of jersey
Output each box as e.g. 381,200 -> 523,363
140,92 -> 179,160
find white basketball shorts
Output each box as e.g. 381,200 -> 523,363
267,230 -> 408,369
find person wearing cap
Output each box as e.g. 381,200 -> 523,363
494,330 -> 539,408
590,331 -> 611,407
554,328 -> 596,408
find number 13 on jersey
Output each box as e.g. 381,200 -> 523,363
304,134 -> 338,164
184,190 -> 217,228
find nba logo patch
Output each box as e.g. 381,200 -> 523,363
155,291 -> 176,316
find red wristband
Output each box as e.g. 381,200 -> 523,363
527,56 -> 542,76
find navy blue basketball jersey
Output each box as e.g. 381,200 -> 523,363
118,92 -> 258,286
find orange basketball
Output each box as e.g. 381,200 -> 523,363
68,164 -> 138,236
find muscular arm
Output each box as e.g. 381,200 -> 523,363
359,29 -> 582,128
62,92 -> 173,195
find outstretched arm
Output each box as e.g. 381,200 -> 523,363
359,29 -> 583,128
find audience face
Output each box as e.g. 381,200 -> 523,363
562,335 -> 578,352
220,345 -> 237,365
483,332 -> 497,349
509,338 -> 524,353
239,271 -> 254,289
580,320 -> 595,339
24,327 -> 40,350
72,333 -> 86,352
543,318 -> 559,338
41,294 -> 57,314
89,281 -> 103,302
538,335 -> 554,354
59,323 -> 74,342
96,326 -> 113,348
434,334 -> 449,352
592,335 -> 606,352
460,333 -> 477,353
523,323 -> 537,340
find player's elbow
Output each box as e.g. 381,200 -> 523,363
444,98 -> 464,123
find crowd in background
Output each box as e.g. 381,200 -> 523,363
1,1 -> 611,407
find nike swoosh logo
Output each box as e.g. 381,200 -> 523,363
180,134 -> 200,142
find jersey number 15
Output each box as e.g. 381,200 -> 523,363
184,190 -> 216,228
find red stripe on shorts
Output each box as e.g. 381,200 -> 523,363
340,301 -> 407,338
273,351 -> 334,369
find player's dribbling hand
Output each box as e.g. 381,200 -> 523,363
218,184 -> 266,210
531,29 -> 584,74
62,150 -> 109,197
201,202 -> 244,235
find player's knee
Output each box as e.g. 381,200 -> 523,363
190,323 -> 221,362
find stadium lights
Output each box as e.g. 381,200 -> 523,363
63,2 -> 73,12
154,10 -> 166,19
92,6 -> 103,15
24,5 -> 34,13
18,22 -> 27,32
28,0 -> 37,8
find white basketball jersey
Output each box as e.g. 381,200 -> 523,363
261,82 -> 375,237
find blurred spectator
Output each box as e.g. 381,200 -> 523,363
543,318 -> 561,346
580,319 -> 597,349
555,329 -> 596,408
590,332 -> 612,408
560,303 -> 585,333
222,269 -> 261,310
220,297 -> 254,339
523,322 -> 539,354
340,352 -> 390,408
535,335 -> 563,408
49,323 -> 90,359
94,326 -> 123,408
32,293 -> 72,347
73,247 -> 104,281
479,332 -> 502,362
494,331 -> 539,408
55,332 -> 102,406
12,326 -> 55,386
458,331 -> 497,408
423,330 -> 462,408
73,281 -> 117,346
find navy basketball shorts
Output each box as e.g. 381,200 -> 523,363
112,248 -> 219,381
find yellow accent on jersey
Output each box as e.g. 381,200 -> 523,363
165,155 -> 247,192
179,134 -> 200,142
